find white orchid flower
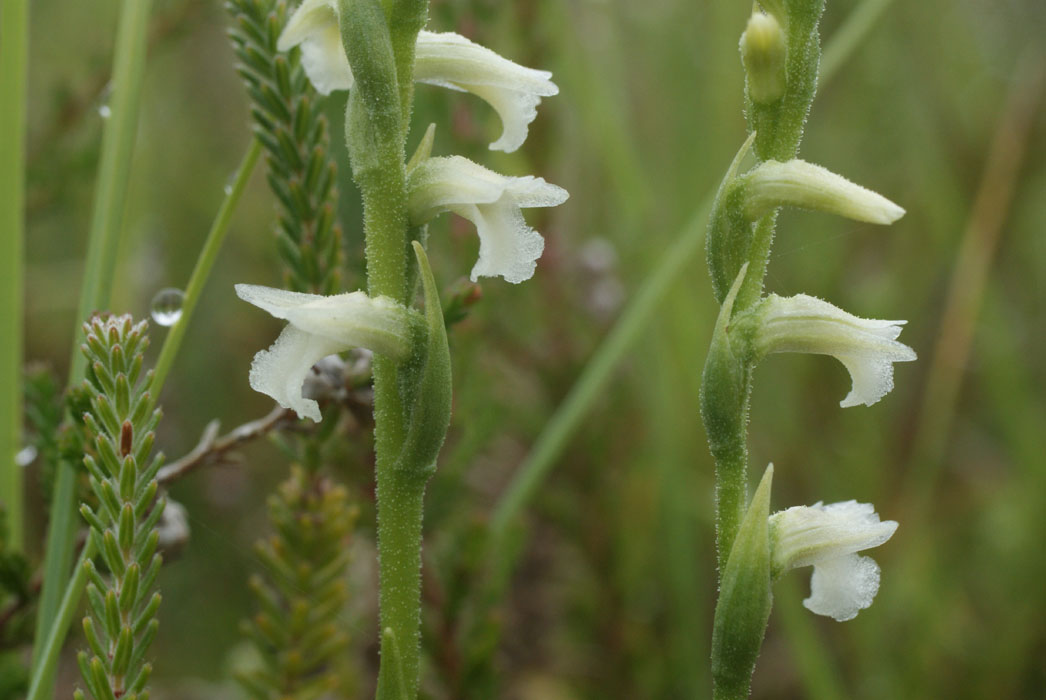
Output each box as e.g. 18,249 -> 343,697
277,2 -> 558,152
407,155 -> 568,283
412,31 -> 558,153
770,500 -> 898,621
236,284 -> 415,421
745,294 -> 916,407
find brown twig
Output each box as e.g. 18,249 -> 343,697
157,405 -> 294,485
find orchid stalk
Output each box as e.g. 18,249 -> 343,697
227,0 -> 566,695
699,0 -> 911,696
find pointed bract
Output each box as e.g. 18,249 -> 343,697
407,156 -> 568,283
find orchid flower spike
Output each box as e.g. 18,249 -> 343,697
770,500 -> 898,621
236,284 -> 416,421
277,1 -> 558,152
407,155 -> 569,283
739,294 -> 917,407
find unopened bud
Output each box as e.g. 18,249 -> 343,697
744,159 -> 905,224
741,12 -> 787,104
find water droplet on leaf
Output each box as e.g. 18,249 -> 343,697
98,104 -> 111,119
150,288 -> 186,327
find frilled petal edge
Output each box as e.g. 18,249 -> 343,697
249,324 -> 345,422
803,553 -> 881,622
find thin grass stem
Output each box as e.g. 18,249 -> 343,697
33,1 -> 152,689
0,0 -> 29,552
150,138 -> 263,397
25,540 -> 97,700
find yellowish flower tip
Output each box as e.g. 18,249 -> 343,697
741,12 -> 787,104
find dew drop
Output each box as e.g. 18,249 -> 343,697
15,445 -> 37,468
98,104 -> 112,119
150,288 -> 186,327
223,170 -> 237,196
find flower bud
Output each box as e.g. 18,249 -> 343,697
744,159 -> 905,224
741,12 -> 787,104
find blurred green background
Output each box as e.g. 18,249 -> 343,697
19,0 -> 1046,697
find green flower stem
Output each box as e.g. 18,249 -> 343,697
385,0 -> 427,133
150,138 -> 263,397
32,0 -> 153,684
26,540 -> 97,700
483,4 -> 891,691
734,213 -> 778,313
374,482 -> 425,699
339,1 -> 431,696
0,0 -> 28,553
709,3 -> 824,584
488,0 -> 885,561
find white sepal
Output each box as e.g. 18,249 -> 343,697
277,8 -> 558,152
276,0 -> 353,95
407,156 -> 568,283
413,31 -> 558,153
750,294 -> 916,407
236,284 -> 413,421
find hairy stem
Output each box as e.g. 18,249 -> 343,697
339,0 -> 430,695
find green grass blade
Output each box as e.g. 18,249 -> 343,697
0,0 -> 29,553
